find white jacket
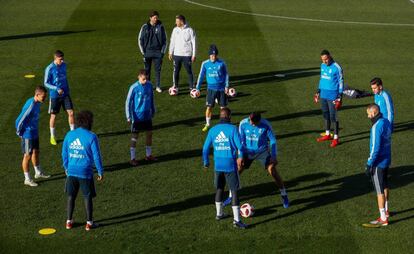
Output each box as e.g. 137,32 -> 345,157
168,24 -> 196,57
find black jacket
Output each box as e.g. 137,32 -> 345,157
138,20 -> 167,57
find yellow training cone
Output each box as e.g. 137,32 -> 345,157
38,228 -> 56,235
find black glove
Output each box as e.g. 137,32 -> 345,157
365,165 -> 373,177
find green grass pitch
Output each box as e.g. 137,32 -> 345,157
1,0 -> 414,253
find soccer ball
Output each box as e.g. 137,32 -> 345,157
227,87 -> 237,97
190,89 -> 200,98
240,203 -> 255,218
168,86 -> 178,96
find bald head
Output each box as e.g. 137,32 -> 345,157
220,107 -> 231,121
367,104 -> 380,119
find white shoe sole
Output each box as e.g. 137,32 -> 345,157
35,174 -> 51,179
24,181 -> 38,187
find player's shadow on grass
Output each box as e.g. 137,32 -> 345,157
0,30 -> 95,41
97,111 -> 262,138
104,127 -> 320,172
340,120 -> 414,145
173,67 -> 319,89
251,165 -> 414,226
97,103 -> 369,139
228,92 -> 251,102
95,172 -> 331,227
229,67 -> 320,87
391,207 -> 414,225
104,148 -> 202,172
267,104 -> 369,122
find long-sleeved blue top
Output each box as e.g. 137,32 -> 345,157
196,59 -> 229,91
62,127 -> 103,179
202,121 -> 243,172
239,118 -> 277,158
125,81 -> 155,122
318,61 -> 344,100
44,61 -> 70,99
15,97 -> 41,139
367,116 -> 391,169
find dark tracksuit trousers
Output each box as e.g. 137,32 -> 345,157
321,98 -> 339,135
144,51 -> 163,89
173,55 -> 194,89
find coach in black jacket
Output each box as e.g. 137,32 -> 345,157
138,11 -> 167,93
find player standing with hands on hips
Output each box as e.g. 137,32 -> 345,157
125,70 -> 156,166
15,86 -> 50,187
44,50 -> 75,145
196,44 -> 231,132
202,108 -> 248,229
168,15 -> 197,91
138,11 -> 167,93
365,104 -> 392,227
62,110 -> 104,231
314,49 -> 344,148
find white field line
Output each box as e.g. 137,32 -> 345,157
184,0 -> 414,27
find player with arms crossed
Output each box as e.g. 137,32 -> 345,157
44,50 -> 75,145
62,110 -> 103,231
196,44 -> 231,132
314,49 -> 343,147
125,70 -> 156,166
202,108 -> 248,229
370,77 -> 394,132
15,86 -> 50,187
224,112 -> 289,208
365,104 -> 392,226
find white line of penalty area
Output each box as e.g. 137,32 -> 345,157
184,0 -> 414,27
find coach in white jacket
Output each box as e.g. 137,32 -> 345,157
168,15 -> 197,90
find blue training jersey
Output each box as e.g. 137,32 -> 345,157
318,61 -> 344,100
62,127 -> 104,179
374,90 -> 394,127
44,61 -> 70,99
239,118 -> 277,158
202,122 -> 244,172
367,117 -> 391,169
15,97 -> 41,139
196,59 -> 229,91
125,81 -> 155,122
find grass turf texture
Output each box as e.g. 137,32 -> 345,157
1,0 -> 414,253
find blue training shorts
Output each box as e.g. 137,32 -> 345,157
21,138 -> 39,155
206,89 -> 227,108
